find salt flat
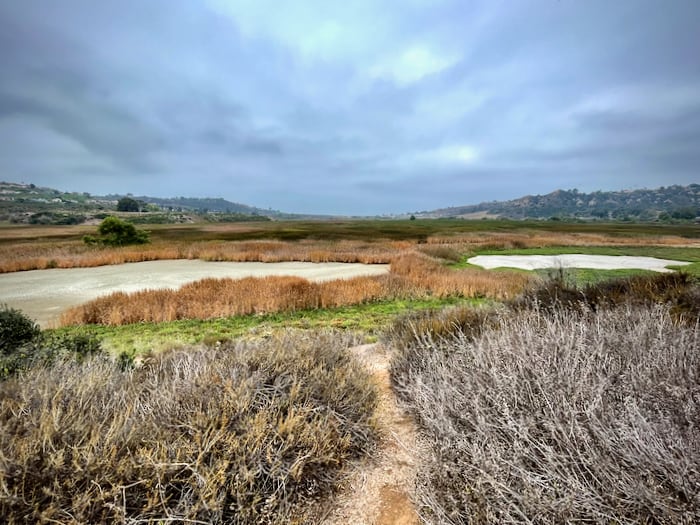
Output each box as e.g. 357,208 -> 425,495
0,260 -> 389,327
468,254 -> 690,272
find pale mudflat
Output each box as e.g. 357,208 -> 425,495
468,254 -> 691,272
0,260 -> 389,326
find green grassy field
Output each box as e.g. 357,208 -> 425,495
49,297 -> 485,356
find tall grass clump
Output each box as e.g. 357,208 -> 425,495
0,331 -> 378,524
391,252 -> 530,300
59,275 -> 407,326
391,298 -> 700,522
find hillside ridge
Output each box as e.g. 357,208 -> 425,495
418,184 -> 700,221
2,180 -> 699,222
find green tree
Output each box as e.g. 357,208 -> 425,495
117,197 -> 140,212
671,207 -> 697,220
84,216 -> 149,246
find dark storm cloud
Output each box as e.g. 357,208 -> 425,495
0,0 -> 698,214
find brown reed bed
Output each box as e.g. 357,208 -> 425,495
1,224 -> 696,274
0,239 -> 405,273
424,230 -> 700,249
59,253 -> 531,327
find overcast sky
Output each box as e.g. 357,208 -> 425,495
0,1 -> 698,215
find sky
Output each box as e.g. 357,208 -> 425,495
0,1 -> 698,215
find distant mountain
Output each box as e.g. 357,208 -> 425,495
418,185 -> 700,221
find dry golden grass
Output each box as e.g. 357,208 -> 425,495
0,331 -> 379,524
425,230 -> 700,248
1,226 -> 696,273
0,239 -> 405,272
59,253 -> 530,327
391,252 -> 530,300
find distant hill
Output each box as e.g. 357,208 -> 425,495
104,194 -> 274,216
0,181 -> 280,224
418,184 -> 700,221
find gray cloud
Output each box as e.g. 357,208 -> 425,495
0,0 -> 698,215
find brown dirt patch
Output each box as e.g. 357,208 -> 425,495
320,343 -> 422,525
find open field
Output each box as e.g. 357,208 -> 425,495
0,219 -> 697,273
0,219 -> 688,330
2,219 -> 700,523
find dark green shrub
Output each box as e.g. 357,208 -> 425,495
116,196 -> 140,212
40,333 -> 103,363
0,307 -> 102,379
83,216 -> 149,246
0,305 -> 40,356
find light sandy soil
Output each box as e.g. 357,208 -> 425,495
0,260 -> 389,327
468,254 -> 691,272
320,343 -> 422,525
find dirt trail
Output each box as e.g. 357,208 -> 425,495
322,343 -> 422,525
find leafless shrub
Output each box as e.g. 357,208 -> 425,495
391,304 -> 700,524
0,331 -> 379,524
385,305 -> 499,350
513,271 -> 699,323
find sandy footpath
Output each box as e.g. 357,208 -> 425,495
0,260 -> 389,327
468,254 -> 691,272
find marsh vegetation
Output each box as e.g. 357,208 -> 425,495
1,219 -> 699,523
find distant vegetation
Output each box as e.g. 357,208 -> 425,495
83,216 -> 150,246
3,180 -> 700,224
127,194 -> 273,215
422,184 -> 700,221
0,181 -> 276,224
115,196 -> 142,212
